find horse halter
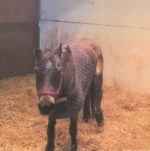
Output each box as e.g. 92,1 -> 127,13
37,74 -> 67,104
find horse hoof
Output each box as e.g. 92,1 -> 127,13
71,144 -> 77,151
83,114 -> 90,123
45,145 -> 54,151
83,117 -> 89,123
96,117 -> 104,127
97,120 -> 104,127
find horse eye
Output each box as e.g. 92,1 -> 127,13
57,63 -> 61,68
56,63 -> 62,71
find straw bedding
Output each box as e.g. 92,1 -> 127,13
0,74 -> 150,151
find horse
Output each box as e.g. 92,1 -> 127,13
34,39 -> 104,151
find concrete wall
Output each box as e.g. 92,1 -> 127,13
39,0 -> 150,93
0,0 -> 38,79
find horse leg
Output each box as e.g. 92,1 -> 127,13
91,74 -> 104,127
83,93 -> 91,123
45,116 -> 56,151
69,116 -> 78,151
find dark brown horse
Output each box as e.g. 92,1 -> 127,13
34,39 -> 103,151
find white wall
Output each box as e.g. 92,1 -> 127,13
39,0 -> 150,93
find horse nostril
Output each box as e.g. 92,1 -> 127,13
38,101 -> 45,109
38,102 -> 42,111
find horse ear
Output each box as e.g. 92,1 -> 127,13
61,44 -> 72,65
63,44 -> 71,54
57,43 -> 62,56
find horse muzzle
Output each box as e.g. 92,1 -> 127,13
38,95 -> 55,115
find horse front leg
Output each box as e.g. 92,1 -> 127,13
69,115 -> 78,151
45,116 -> 56,151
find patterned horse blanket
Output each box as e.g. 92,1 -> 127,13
51,41 -> 97,118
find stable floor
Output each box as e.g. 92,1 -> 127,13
0,74 -> 150,151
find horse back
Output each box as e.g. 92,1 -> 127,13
71,38 -> 103,75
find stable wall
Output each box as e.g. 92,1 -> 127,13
39,0 -> 150,93
0,0 -> 38,79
